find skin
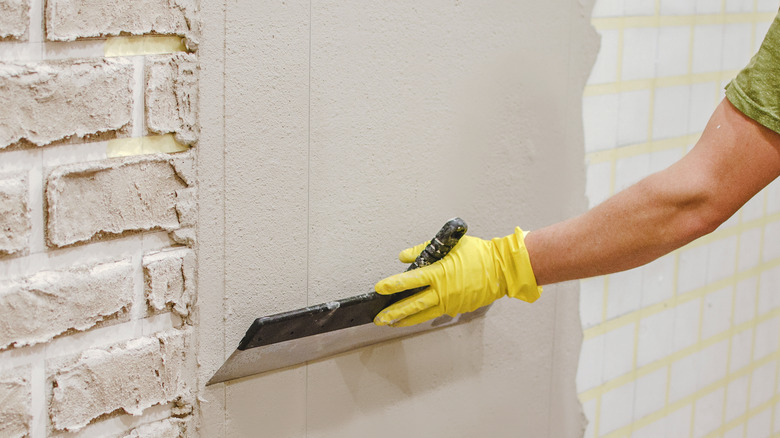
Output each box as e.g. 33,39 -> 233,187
525,98 -> 780,285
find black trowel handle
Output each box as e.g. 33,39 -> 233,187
407,217 -> 468,271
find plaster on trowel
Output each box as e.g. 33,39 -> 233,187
208,218 -> 489,385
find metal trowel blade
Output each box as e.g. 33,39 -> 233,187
207,307 -> 488,385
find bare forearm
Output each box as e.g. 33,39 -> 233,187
525,99 -> 780,286
524,171 -> 711,284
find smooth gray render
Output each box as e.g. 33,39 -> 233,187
197,1 -> 598,436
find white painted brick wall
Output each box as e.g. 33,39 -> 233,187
0,367 -> 31,438
0,259 -> 133,349
143,247 -> 195,321
0,0 -> 199,435
49,329 -> 191,431
45,0 -> 199,45
0,0 -> 29,41
0,59 -> 134,149
146,53 -> 199,145
46,154 -> 191,247
0,172 -> 31,257
121,418 -> 190,438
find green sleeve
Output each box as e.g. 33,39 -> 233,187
726,11 -> 780,135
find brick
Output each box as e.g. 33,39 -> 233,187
0,259 -> 133,349
0,59 -> 133,149
121,418 -> 189,438
0,0 -> 29,40
45,0 -> 199,44
46,154 -> 192,247
50,329 -> 191,431
146,53 -> 198,145
0,173 -> 30,257
143,248 -> 195,320
0,367 -> 30,438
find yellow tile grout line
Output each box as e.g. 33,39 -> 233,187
584,223 -> 780,341
586,134 -> 698,165
584,70 -> 740,96
580,302 -> 780,403
599,349 -> 780,438
703,389 -> 780,438
593,396 -> 602,438
720,216 -> 743,435
591,12 -> 777,31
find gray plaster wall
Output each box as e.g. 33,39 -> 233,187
197,1 -> 598,436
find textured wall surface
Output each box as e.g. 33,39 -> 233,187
0,0 -> 198,435
578,2 -> 780,437
198,1 -> 597,437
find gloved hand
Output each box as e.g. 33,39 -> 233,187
373,227 -> 542,327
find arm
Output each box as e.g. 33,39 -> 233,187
525,98 -> 780,285
374,98 -> 780,327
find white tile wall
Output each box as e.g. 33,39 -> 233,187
725,0 -> 755,13
706,236 -> 738,283
638,308 -> 675,366
693,387 -> 725,438
730,328 -> 755,372
653,85 -> 692,140
614,153 -> 649,192
622,28 -> 659,81
688,82 -> 717,133
749,360 -> 778,408
696,0 -> 723,15
758,268 -> 780,314
580,277 -> 606,329
762,221 -> 780,261
641,255 -> 676,307
633,367 -> 668,420
692,24 -> 726,74
738,228 -> 763,271
603,323 -> 636,380
624,0 -> 655,16
757,0 -> 780,13
745,407 -> 772,438
723,23 -> 755,70
607,268 -> 644,319
600,381 -> 636,434
617,90 -> 651,146
734,277 -> 758,326
589,30 -> 620,85
753,317 -> 780,360
698,340 -> 730,389
767,180 -> 780,214
647,147 -> 683,174
743,192 -> 767,222
579,4 -> 779,436
670,352 -> 701,402
726,374 -> 750,421
592,0 -> 624,18
657,26 -> 692,77
702,287 -> 734,339
679,244 -> 709,293
673,299 -> 702,352
579,335 -> 606,391
583,94 -> 620,152
660,0 -> 697,16
664,404 -> 694,437
586,161 -> 612,208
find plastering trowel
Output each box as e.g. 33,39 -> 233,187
208,217 -> 489,385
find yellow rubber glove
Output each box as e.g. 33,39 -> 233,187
374,227 -> 542,327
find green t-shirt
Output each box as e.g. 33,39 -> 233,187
726,11 -> 780,134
